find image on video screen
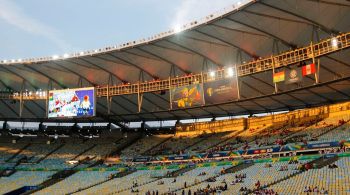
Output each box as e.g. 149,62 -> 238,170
48,87 -> 95,118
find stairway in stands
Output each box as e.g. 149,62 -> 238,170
314,120 -> 350,139
182,133 -> 212,152
142,135 -> 173,155
67,168 -> 137,194
201,129 -> 246,153
166,165 -> 196,178
21,169 -> 78,195
35,144 -> 65,163
70,144 -> 97,160
257,155 -> 338,193
173,161 -> 254,193
224,161 -> 254,174
108,134 -> 143,157
5,143 -> 31,163
311,155 -> 339,169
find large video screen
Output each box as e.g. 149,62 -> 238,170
203,78 -> 238,105
48,87 -> 96,118
171,83 -> 204,109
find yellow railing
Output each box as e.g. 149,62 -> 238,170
176,101 -> 350,132
1,32 -> 350,101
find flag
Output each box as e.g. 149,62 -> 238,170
285,68 -> 303,84
273,71 -> 285,83
49,93 -> 53,101
302,63 -> 316,76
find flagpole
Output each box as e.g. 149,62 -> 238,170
169,77 -> 172,110
317,58 -> 321,83
235,64 -> 241,100
200,72 -> 206,106
271,56 -> 278,93
310,41 -> 318,84
46,90 -> 49,117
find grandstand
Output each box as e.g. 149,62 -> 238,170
1,0 -> 350,194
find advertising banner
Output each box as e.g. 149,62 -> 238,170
48,87 -> 95,118
168,155 -> 190,160
206,151 -> 230,158
285,67 -> 303,84
306,141 -> 340,149
171,83 -> 204,109
246,147 -> 280,155
203,78 -> 238,104
133,157 -> 151,162
273,71 -> 285,83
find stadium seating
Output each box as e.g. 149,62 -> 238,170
0,171 -> 55,194
146,134 -> 209,155
272,157 -> 350,195
117,166 -> 229,194
1,102 -> 350,195
186,131 -> 237,153
74,170 -> 169,195
34,171 -> 119,195
0,143 -> 27,163
121,134 -> 173,158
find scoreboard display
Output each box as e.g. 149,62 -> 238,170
48,87 -> 96,118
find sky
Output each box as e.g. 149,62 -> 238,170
0,0 -> 239,60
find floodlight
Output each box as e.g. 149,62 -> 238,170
226,67 -> 234,77
209,71 -> 215,78
174,25 -> 182,34
331,37 -> 338,48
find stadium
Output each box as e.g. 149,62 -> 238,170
0,0 -> 350,194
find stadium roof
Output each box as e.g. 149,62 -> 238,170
0,0 -> 350,122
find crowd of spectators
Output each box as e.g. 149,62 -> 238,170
191,183 -> 228,195
303,186 -> 328,194
230,173 -> 246,185
328,163 -> 338,169
251,188 -> 279,195
145,190 -> 159,195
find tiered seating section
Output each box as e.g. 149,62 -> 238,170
74,170 -> 169,195
0,102 -> 350,194
0,171 -> 55,194
34,170 -> 119,195
272,157 -> 350,194
121,134 -> 173,158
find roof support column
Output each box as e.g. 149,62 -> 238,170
107,74 -> 114,115
272,39 -> 280,55
169,77 -> 172,110
310,42 -> 319,84
311,26 -> 320,42
78,77 -> 83,88
106,84 -> 111,115
202,59 -> 209,72
137,82 -> 143,113
46,80 -> 53,117
271,56 -> 278,93
169,65 -> 176,77
235,64 -> 241,100
108,73 -> 115,86
19,80 -> 25,118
